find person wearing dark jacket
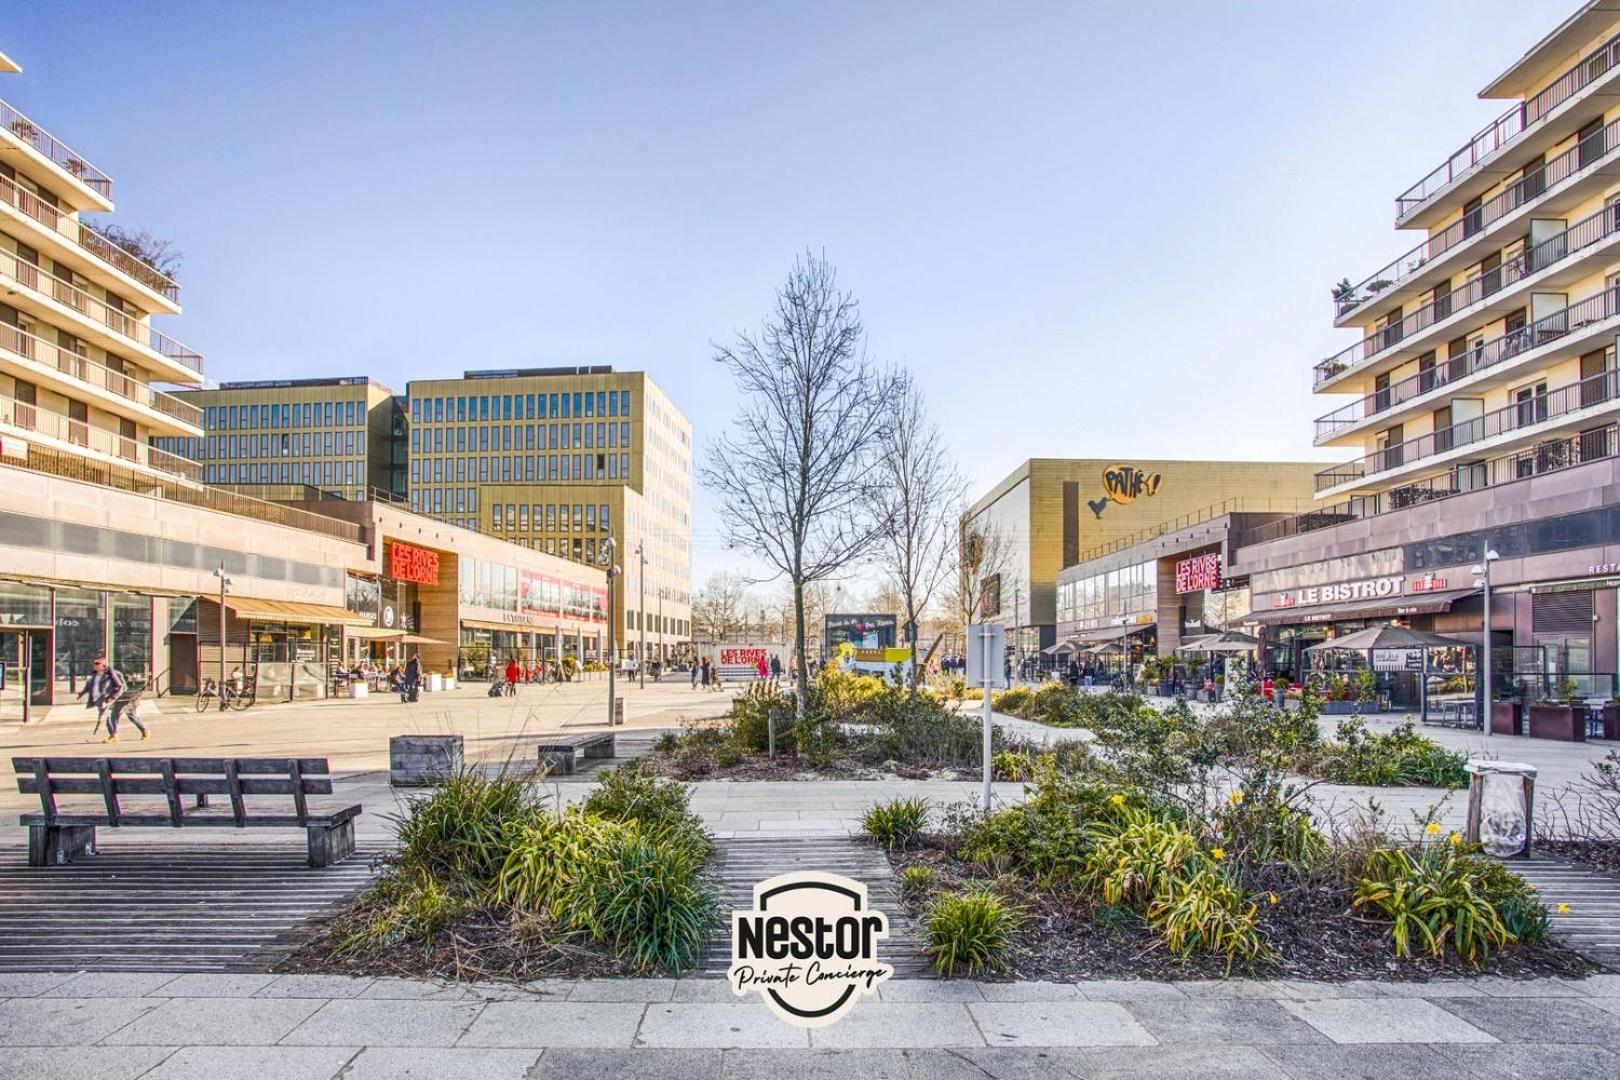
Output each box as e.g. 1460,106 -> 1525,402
402,654 -> 422,702
80,656 -> 146,743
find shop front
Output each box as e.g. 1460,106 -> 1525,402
197,596 -> 372,702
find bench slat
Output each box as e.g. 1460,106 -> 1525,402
18,777 -> 335,797
158,760 -> 182,826
20,804 -> 362,829
224,759 -> 246,827
32,759 -> 54,825
288,759 -> 308,825
96,759 -> 120,826
12,756 -> 333,776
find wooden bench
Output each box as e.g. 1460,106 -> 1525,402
12,756 -> 362,869
536,733 -> 615,776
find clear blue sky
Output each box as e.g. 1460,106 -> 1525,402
1,0 -> 1569,586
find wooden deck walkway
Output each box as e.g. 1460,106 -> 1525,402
0,840 -> 381,972
1515,853 -> 1620,972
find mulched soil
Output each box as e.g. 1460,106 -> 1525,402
1539,839 -> 1620,877
888,835 -> 1599,983
643,746 -> 984,783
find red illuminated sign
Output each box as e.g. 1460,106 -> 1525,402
1175,552 -> 1222,594
389,542 -> 440,586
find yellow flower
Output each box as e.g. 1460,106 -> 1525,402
1228,790 -> 1244,806
1425,822 -> 1441,836
1267,892 -> 1278,905
1210,847 -> 1226,861
1110,793 -> 1126,806
1448,832 -> 1462,846
1557,903 -> 1572,914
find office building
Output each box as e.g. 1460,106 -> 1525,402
404,366 -> 692,664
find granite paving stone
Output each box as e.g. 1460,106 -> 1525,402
344,1046 -> 541,1079
528,1048 -> 724,1080
254,974 -> 376,999
877,980 -> 983,1002
101,997 -> 325,1047
457,1001 -> 645,1049
1076,979 -> 1190,1001
1080,1044 -> 1292,1079
1259,1043 -> 1463,1079
1278,998 -> 1498,1044
152,972 -> 280,998
909,1046 -> 1094,1080
975,981 -> 1083,1002
636,1003 -> 809,1048
1470,976 -> 1587,998
135,1046 -> 359,1080
806,1003 -> 981,1048
568,979 -> 676,1002
357,976 -> 480,1000
1434,996 -> 1620,1044
0,1046 -> 174,1080
1125,1000 -> 1330,1045
0,973 -> 75,999
724,1048 -> 914,1079
967,1001 -> 1156,1047
279,999 -> 485,1047
49,972 -> 178,998
1438,1042 -> 1620,1080
0,997 -> 160,1046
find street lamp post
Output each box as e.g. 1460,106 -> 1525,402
1471,549 -> 1501,737
635,540 -> 646,689
213,563 -> 232,695
601,538 -> 619,728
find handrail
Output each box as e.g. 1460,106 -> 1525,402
1396,28 -> 1620,220
0,243 -> 201,372
1315,286 -> 1620,439
0,97 -> 112,196
0,170 -> 179,302
0,320 -> 201,427
0,391 -> 201,480
1072,496 -> 1316,565
1242,426 -> 1618,547
1342,115 -> 1620,318
1316,368 -> 1620,491
1316,199 -> 1620,385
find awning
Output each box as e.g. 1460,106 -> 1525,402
346,626 -> 401,640
1042,639 -> 1082,655
1250,589 -> 1478,627
1072,622 -> 1156,644
224,597 -> 373,626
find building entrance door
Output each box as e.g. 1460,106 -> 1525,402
0,629 -> 48,723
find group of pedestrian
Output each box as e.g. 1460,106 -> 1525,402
690,657 -> 726,691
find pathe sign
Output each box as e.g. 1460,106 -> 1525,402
389,542 -> 440,586
1088,464 -> 1163,518
730,871 -> 893,1027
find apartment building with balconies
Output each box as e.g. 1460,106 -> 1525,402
403,367 -> 693,666
1230,3 -> 1620,722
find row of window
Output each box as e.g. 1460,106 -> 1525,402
490,503 -> 612,533
411,390 -> 630,425
412,452 -> 631,484
204,400 -> 365,431
410,421 -> 631,454
204,460 -> 364,488
187,431 -> 367,460
1056,559 -> 1159,625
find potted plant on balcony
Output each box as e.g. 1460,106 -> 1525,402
10,118 -> 38,141
1528,678 -> 1584,741
1331,278 -> 1357,307
1367,278 -> 1394,293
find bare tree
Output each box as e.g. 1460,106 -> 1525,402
83,222 -> 182,279
873,372 -> 967,682
701,252 -> 894,718
946,516 -> 1012,642
690,573 -> 752,644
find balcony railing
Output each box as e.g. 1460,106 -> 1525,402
1315,199 -> 1620,386
1341,115 -> 1620,319
1396,28 -> 1620,220
1316,367 -> 1620,492
0,97 -> 112,197
1315,287 -> 1620,439
0,170 -> 179,303
0,320 -> 202,428
0,244 -> 202,373
0,395 -> 365,544
1243,425 -> 1618,548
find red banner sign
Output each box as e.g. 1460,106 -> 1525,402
389,542 -> 440,586
1175,552 -> 1222,594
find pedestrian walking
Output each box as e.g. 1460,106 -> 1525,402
757,654 -> 769,681
690,659 -> 700,690
504,657 -> 521,697
770,654 -> 782,680
79,656 -> 147,743
402,653 -> 422,703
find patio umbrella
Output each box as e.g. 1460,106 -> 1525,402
1042,639 -> 1081,656
1175,634 -> 1217,652
1182,630 -> 1260,653
1302,625 -> 1468,652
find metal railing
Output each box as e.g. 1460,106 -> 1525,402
0,97 -> 112,197
1315,199 -> 1620,386
0,391 -> 200,480
1243,425 -> 1619,546
0,409 -> 367,543
1342,115 -> 1620,318
1396,28 -> 1620,220
1316,369 -> 1620,492
1073,495 -> 1316,565
1315,286 -> 1620,439
0,320 -> 201,427
0,170 -> 179,302
0,244 -> 201,372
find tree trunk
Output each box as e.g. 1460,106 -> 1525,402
794,579 -> 810,719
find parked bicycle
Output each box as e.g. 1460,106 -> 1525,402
195,674 -> 255,712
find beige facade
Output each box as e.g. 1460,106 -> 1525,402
1315,2 -> 1620,511
963,458 -> 1319,659
404,367 -> 692,663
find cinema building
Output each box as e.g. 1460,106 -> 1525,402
1228,1 -> 1620,716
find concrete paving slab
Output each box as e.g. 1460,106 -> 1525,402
357,976 -> 480,1000
457,1001 -> 645,1049
636,1003 -> 808,1048
280,999 -> 484,1047
1393,979 -> 1487,997
1566,974 -> 1620,996
1470,976 -> 1587,998
1439,1042 -> 1620,1080
1174,979 -> 1293,999
1076,979 -> 1189,1001
1436,997 -> 1620,1043
0,972 -> 76,999
254,974 -> 377,999
0,1046 -> 174,1080
1279,997 -> 1498,1044
100,997 -> 324,1046
1270,979 -> 1392,1000
568,978 -> 676,1002
49,972 -> 178,998
0,997 -> 160,1046
344,1046 -> 541,1079
1080,1044 -> 1292,1079
528,1047 -> 724,1080
135,1046 -> 358,1080
806,1003 -> 981,1048
1260,1043 -> 1461,1079
153,972 -> 279,998
877,980 -> 983,1002
976,980 -> 1083,1002
670,980 -> 742,1003
1126,1000 -> 1330,1045
968,1001 -> 1156,1047
910,1046 -> 1093,1080
726,1048 -> 919,1078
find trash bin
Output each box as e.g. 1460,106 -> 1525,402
1465,760 -> 1536,859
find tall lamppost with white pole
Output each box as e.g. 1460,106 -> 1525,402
601,537 -> 619,728
635,540 -> 647,689
213,563 -> 232,699
1471,548 -> 1500,737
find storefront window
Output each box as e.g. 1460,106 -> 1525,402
346,574 -> 380,620
0,580 -> 51,626
53,587 -> 104,696
111,594 -> 152,682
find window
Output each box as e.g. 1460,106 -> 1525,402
584,393 -> 594,417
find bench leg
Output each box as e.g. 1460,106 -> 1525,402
307,818 -> 356,869
28,824 -> 96,868
583,735 -> 616,760
540,749 -> 577,776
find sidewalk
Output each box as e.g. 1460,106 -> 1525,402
3,972 -> 1618,1078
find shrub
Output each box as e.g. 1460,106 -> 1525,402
993,686 -> 1031,714
727,680 -> 796,752
1080,818 -> 1202,907
334,866 -> 474,957
1146,867 -> 1266,969
993,748 -> 1037,782
1022,684 -> 1086,727
863,688 -> 995,768
394,772 -> 540,894
923,888 -> 1020,975
1352,845 -> 1546,964
713,742 -> 743,768
1316,720 -> 1468,789
862,796 -> 931,850
583,761 -> 709,852
495,809 -> 623,916
898,864 -> 936,899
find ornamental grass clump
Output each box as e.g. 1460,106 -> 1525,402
861,796 -> 931,850
1315,719 -> 1468,789
1352,843 -> 1548,965
923,888 -> 1021,976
